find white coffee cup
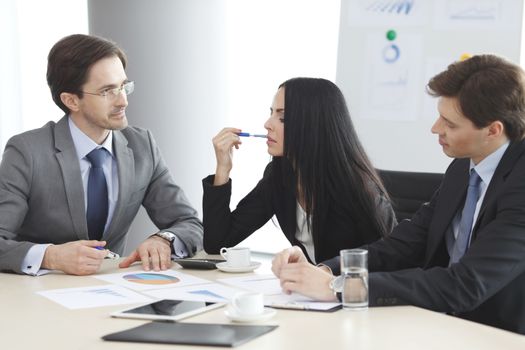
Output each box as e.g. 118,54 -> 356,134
231,292 -> 264,316
220,247 -> 251,268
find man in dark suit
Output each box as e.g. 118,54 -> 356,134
272,54 -> 525,334
0,34 -> 203,276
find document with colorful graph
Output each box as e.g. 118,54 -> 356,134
143,282 -> 241,303
37,284 -> 151,309
94,269 -> 211,291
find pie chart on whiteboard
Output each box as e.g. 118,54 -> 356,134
122,273 -> 180,285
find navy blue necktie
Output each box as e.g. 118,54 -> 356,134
450,169 -> 482,264
86,148 -> 108,241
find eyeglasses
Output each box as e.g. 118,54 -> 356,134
81,81 -> 135,100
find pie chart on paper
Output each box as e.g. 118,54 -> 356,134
122,273 -> 180,285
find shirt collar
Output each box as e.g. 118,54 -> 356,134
68,116 -> 114,161
470,142 -> 509,185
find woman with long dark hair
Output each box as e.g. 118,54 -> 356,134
202,77 -> 396,264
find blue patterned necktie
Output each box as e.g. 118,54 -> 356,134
86,148 -> 108,241
449,169 -> 482,264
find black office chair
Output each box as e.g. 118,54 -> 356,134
377,169 -> 444,221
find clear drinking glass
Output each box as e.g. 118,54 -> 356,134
340,249 -> 368,310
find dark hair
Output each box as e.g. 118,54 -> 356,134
271,77 -> 391,240
427,54 -> 525,141
46,34 -> 127,114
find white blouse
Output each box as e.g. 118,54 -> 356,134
295,202 -> 316,263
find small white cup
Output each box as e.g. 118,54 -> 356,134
220,247 -> 251,268
231,292 -> 264,316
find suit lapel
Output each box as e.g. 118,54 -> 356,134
54,116 -> 88,240
104,130 -> 134,239
471,140 -> 525,239
425,159 -> 470,263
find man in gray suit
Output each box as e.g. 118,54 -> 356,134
0,34 -> 203,276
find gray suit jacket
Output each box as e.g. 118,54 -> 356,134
0,116 -> 203,273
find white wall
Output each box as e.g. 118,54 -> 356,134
0,0 -> 22,152
89,0 -> 229,251
0,0 -> 88,152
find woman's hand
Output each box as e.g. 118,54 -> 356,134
212,127 -> 242,185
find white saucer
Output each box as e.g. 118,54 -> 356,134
224,307 -> 277,323
216,261 -> 261,273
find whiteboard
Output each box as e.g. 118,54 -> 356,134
336,0 -> 524,172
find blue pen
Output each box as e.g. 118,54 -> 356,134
237,132 -> 267,138
95,246 -> 120,260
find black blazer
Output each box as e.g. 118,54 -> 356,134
325,140 -> 525,334
202,163 -> 396,264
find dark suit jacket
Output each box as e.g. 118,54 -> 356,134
325,140 -> 525,334
202,162 -> 396,263
0,116 -> 203,273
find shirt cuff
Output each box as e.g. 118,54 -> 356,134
169,233 -> 189,258
21,244 -> 52,276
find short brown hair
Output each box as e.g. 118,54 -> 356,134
427,54 -> 525,141
46,34 -> 127,114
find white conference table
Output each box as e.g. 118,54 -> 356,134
1,256 -> 524,350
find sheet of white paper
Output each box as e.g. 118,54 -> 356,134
432,0 -> 522,31
37,284 -> 151,309
360,32 -> 423,121
217,274 -> 282,295
264,293 -> 340,311
143,282 -> 241,303
94,269 -> 211,291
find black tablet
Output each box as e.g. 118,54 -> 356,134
111,299 -> 224,321
172,258 -> 226,270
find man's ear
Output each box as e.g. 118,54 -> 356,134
486,120 -> 504,139
60,92 -> 80,112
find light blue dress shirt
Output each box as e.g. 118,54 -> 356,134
448,142 -> 509,251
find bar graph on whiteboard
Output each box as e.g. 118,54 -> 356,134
363,0 -> 415,15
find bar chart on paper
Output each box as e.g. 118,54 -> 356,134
36,285 -> 151,309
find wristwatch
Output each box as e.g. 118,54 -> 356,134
329,275 -> 344,295
154,231 -> 176,243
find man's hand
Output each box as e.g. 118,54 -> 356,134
271,246 -> 308,277
119,235 -> 173,271
278,261 -> 337,301
42,240 -> 107,275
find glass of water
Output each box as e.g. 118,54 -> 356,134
340,249 -> 368,310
